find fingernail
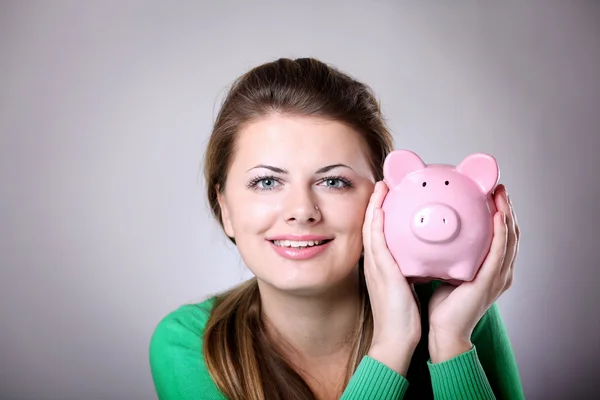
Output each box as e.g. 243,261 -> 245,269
504,189 -> 510,202
501,211 -> 506,223
372,207 -> 379,221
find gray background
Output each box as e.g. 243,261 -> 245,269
1,1 -> 599,399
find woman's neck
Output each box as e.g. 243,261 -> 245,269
258,269 -> 362,362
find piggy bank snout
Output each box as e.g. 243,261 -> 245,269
410,203 -> 461,244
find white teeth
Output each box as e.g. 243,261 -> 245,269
273,240 -> 326,248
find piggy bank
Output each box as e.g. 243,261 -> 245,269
381,150 -> 499,285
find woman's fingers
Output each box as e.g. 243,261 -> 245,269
362,181 -> 402,281
370,207 -> 402,279
474,210 -> 509,292
362,182 -> 381,254
363,182 -> 387,253
368,181 -> 406,281
362,182 -> 384,291
373,181 -> 388,207
494,185 -> 519,291
503,190 -> 520,290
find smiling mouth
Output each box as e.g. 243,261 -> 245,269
270,239 -> 333,248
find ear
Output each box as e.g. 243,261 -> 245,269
216,185 -> 235,238
383,150 -> 426,188
456,153 -> 499,194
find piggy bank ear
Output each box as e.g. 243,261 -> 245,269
383,150 -> 426,188
456,153 -> 499,194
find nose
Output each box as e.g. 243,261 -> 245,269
283,187 -> 321,225
410,203 -> 461,243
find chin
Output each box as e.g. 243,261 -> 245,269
261,268 -> 358,297
272,282 -> 336,297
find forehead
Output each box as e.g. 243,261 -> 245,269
232,113 -> 371,169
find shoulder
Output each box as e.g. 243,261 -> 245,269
149,297 -> 222,399
151,297 -> 217,345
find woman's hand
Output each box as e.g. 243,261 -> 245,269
362,181 -> 422,376
427,184 -> 520,363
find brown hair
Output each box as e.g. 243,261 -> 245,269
202,57 -> 394,399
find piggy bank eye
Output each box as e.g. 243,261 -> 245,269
445,180 -> 449,185
422,182 -> 427,187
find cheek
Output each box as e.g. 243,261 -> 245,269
229,193 -> 280,233
326,192 -> 370,231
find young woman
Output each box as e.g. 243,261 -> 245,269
149,57 -> 524,400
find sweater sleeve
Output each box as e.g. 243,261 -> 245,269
149,300 -> 227,400
340,355 -> 410,399
426,302 -> 525,400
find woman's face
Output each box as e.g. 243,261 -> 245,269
218,113 -> 376,295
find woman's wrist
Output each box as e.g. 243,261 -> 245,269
367,341 -> 416,377
428,330 -> 472,364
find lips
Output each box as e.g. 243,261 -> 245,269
266,236 -> 334,260
265,234 -> 334,248
271,239 -> 332,248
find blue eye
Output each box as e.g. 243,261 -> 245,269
258,178 -> 277,189
324,178 -> 345,188
319,176 -> 353,190
247,175 -> 282,191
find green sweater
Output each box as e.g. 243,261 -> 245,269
149,283 -> 524,399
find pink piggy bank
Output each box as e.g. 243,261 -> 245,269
381,150 -> 500,285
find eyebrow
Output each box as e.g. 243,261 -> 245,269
246,163 -> 353,174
